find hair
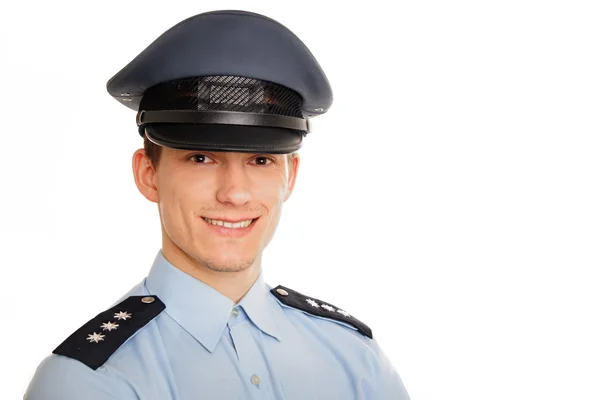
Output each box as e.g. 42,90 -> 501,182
143,133 -> 297,171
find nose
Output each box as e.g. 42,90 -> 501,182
215,160 -> 252,206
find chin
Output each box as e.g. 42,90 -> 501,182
193,244 -> 258,271
203,256 -> 256,273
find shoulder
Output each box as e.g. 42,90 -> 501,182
24,352 -> 137,399
25,288 -> 167,399
51,294 -> 166,370
270,284 -> 373,339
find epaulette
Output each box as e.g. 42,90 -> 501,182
271,285 -> 373,339
53,295 -> 165,370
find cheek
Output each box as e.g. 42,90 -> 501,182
158,179 -> 211,235
256,178 -> 287,231
254,170 -> 288,204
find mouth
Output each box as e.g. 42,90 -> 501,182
201,216 -> 259,229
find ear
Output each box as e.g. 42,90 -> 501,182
132,149 -> 159,203
283,153 -> 300,202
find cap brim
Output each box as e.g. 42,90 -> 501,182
144,123 -> 304,154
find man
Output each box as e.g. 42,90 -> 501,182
25,10 -> 410,399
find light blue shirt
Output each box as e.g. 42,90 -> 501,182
25,250 -> 410,399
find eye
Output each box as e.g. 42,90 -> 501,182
252,156 -> 274,166
189,154 -> 215,164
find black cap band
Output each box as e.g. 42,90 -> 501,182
136,110 -> 311,133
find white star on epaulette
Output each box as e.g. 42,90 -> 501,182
101,321 -> 119,331
306,298 -> 320,308
336,309 -> 351,317
86,332 -> 105,343
114,311 -> 132,320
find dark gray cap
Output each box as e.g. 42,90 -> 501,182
106,10 -> 333,154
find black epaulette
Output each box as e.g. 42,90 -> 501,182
53,295 -> 165,370
271,285 -> 373,339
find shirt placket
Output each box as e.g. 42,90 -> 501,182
227,306 -> 276,399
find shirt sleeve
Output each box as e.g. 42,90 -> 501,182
370,337 -> 411,400
24,354 -> 138,400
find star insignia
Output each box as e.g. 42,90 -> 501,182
336,309 -> 351,317
113,311 -> 132,320
86,332 -> 105,343
321,304 -> 335,312
306,298 -> 320,308
101,321 -> 119,331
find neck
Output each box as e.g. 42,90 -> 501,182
160,238 -> 262,304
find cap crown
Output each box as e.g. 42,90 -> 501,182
107,10 -> 332,117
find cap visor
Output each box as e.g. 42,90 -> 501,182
144,123 -> 303,154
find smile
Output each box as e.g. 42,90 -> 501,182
201,217 -> 257,229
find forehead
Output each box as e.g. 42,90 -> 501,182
162,148 -> 289,159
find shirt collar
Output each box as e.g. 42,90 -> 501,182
237,272 -> 284,344
144,250 -> 285,353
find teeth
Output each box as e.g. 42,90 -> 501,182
203,217 -> 254,229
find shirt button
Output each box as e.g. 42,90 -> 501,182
251,374 -> 261,386
231,308 -> 239,318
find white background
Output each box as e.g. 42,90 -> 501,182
1,0 -> 599,399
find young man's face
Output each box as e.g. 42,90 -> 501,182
133,147 -> 299,274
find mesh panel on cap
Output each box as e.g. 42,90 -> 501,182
139,75 -> 303,118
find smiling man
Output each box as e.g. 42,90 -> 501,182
25,10 -> 410,400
